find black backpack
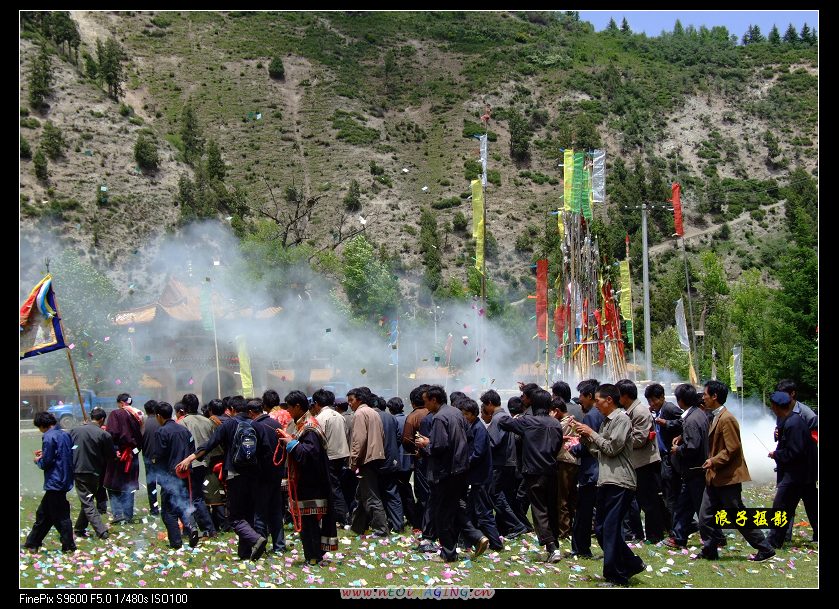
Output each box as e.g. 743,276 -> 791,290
232,418 -> 259,469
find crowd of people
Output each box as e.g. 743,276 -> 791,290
23,378 -> 817,586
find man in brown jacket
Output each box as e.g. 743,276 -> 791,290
697,380 -> 775,561
347,387 -> 389,537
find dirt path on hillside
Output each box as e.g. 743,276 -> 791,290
273,57 -> 313,197
649,201 -> 784,255
70,11 -> 150,120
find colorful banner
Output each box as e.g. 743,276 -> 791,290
388,319 -> 399,366
236,335 -> 253,397
581,167 -> 593,222
671,182 -> 683,237
619,260 -> 632,319
572,152 -> 585,212
625,319 -> 634,343
563,149 -> 574,212
471,179 -> 485,273
592,149 -> 606,202
20,274 -> 68,359
536,259 -> 548,340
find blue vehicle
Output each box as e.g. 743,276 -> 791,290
47,390 -> 136,429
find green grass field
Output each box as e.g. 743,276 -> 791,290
19,432 -> 817,589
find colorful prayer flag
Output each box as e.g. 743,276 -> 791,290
591,149 -> 606,202
619,260 -> 632,319
20,274 -> 68,359
471,179 -> 485,274
236,335 -> 253,397
670,183 -> 684,237
563,150 -> 574,212
536,259 -> 548,340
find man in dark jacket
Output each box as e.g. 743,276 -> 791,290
252,398 -> 287,553
665,384 -> 719,549
402,385 -> 433,548
415,385 -> 469,562
374,395 -> 404,532
24,412 -> 76,553
69,407 -> 114,540
570,379 -> 603,558
500,389 -> 564,562
178,396 -> 267,560
459,398 -> 499,555
141,400 -> 160,516
389,397 -> 419,530
154,402 -> 200,549
645,383 -> 683,531
480,390 -> 529,539
768,391 -> 818,548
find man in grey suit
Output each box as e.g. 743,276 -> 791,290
69,407 -> 114,539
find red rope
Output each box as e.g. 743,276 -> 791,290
118,448 -> 133,473
287,458 -> 303,533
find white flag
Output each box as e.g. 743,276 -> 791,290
675,298 -> 690,352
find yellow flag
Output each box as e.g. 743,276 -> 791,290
563,149 -> 574,212
236,335 -> 253,397
471,179 -> 484,273
619,260 -> 632,319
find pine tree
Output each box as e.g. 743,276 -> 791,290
783,23 -> 798,45
134,131 -> 159,170
180,103 -> 205,165
344,179 -> 361,211
673,19 -> 684,36
28,46 -> 53,109
41,121 -> 66,159
606,17 -> 618,33
101,37 -> 126,100
749,25 -> 764,43
799,23 -> 813,45
33,148 -> 48,180
206,140 -> 226,180
620,17 -> 631,34
268,56 -> 285,80
508,109 -> 531,161
768,25 -> 781,45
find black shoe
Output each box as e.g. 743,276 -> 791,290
415,543 -> 438,553
489,544 -> 504,552
506,528 -> 528,540
694,547 -> 719,560
189,528 -> 199,548
98,531 -> 110,540
571,552 -> 594,559
149,510 -> 160,516
251,536 -> 268,560
170,543 -> 183,550
74,530 -> 90,538
62,546 -> 77,553
748,549 -> 775,562
629,561 -> 648,577
473,537 -> 489,558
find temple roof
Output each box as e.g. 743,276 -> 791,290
113,277 -> 282,326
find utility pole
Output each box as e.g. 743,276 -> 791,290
641,203 -> 652,381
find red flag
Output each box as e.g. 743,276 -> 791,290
670,183 -> 683,237
536,259 -> 548,340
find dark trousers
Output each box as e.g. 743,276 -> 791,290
432,474 -> 467,561
660,455 -> 680,531
74,473 -> 108,536
328,458 -> 350,526
159,474 -> 195,548
340,465 -> 359,518
379,469 -> 404,532
227,475 -> 262,559
95,485 -> 108,515
556,461 -> 579,539
396,470 -> 420,529
771,480 -> 815,547
189,465 -> 216,534
595,484 -> 644,585
300,514 -> 324,562
467,482 -> 502,548
699,483 -> 773,554
783,482 -> 818,542
255,477 -> 286,552
572,483 -> 596,555
25,490 -> 76,552
525,472 -> 559,547
513,470 -> 534,531
673,475 -> 714,545
623,497 -> 644,540
414,461 -> 436,540
491,467 -> 529,536
108,488 -> 135,521
635,462 -> 668,542
350,461 -> 388,536
143,458 -> 160,513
